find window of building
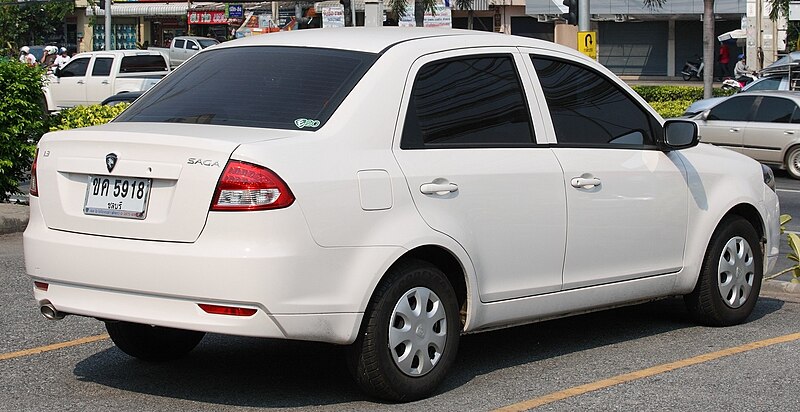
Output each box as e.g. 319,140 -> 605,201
401,55 -> 534,149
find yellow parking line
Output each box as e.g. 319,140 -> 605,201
494,332 -> 800,412
0,334 -> 109,361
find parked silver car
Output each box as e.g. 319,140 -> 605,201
693,90 -> 800,178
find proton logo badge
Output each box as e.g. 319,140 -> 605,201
106,153 -> 118,173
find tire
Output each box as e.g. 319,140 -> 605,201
785,146 -> 800,180
105,321 -> 205,361
684,216 -> 763,326
682,73 -> 692,81
347,259 -> 460,402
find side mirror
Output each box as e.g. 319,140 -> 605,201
53,67 -> 61,77
660,120 -> 699,151
191,45 -> 199,50
700,109 -> 710,121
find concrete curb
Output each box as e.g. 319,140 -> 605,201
0,203 -> 29,235
761,279 -> 800,301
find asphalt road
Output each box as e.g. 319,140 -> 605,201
1,229 -> 799,411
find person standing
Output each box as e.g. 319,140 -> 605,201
718,42 -> 731,80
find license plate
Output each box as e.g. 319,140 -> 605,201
84,175 -> 152,219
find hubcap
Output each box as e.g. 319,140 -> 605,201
717,236 -> 755,308
791,151 -> 800,177
388,287 -> 447,377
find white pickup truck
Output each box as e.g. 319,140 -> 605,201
44,50 -> 169,111
149,36 -> 219,66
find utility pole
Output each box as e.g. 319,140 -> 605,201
105,0 -> 112,50
578,0 -> 589,31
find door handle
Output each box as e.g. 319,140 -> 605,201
571,177 -> 602,189
77,80 -> 84,84
101,80 -> 109,84
729,128 -> 740,132
420,182 -> 458,195
785,130 -> 795,135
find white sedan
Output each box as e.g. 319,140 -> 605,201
25,28 -> 780,401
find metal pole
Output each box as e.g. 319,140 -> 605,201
105,0 -> 112,50
578,0 -> 590,31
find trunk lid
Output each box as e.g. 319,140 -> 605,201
36,122 -> 294,242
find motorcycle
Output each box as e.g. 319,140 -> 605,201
681,57 -> 704,81
720,73 -> 758,92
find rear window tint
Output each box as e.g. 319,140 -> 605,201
120,55 -> 168,73
116,46 -> 377,130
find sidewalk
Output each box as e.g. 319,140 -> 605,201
0,203 -> 29,235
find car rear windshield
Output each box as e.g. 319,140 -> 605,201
120,55 -> 169,73
115,46 -> 378,130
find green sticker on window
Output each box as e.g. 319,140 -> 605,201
294,118 -> 321,129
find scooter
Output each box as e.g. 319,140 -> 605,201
681,57 -> 704,81
721,73 -> 758,92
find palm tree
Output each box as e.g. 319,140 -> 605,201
388,0 -> 437,26
454,0 -> 475,30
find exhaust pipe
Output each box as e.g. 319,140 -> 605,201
40,303 -> 66,320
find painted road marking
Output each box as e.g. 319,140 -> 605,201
494,332 -> 800,411
0,334 -> 109,361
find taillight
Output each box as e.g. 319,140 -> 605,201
210,160 -> 294,211
30,148 -> 39,197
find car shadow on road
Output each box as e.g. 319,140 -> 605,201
72,297 -> 784,408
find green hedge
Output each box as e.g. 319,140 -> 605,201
648,100 -> 694,118
0,60 -> 47,201
632,85 -> 734,102
49,104 -> 130,131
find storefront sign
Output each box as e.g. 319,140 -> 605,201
399,2 -> 451,28
322,5 -> 345,28
227,4 -> 244,19
188,11 -> 227,25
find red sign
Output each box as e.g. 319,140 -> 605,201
188,11 -> 227,25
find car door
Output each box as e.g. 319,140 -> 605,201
172,39 -> 186,64
392,49 -> 567,302
741,95 -> 800,165
85,55 -> 114,104
49,56 -> 90,108
696,95 -> 758,153
525,52 -> 688,290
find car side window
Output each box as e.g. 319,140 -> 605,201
91,58 -> 113,76
174,39 -> 185,49
186,41 -> 198,50
531,56 -> 655,147
752,96 -> 798,123
401,55 -> 534,149
745,77 -> 782,91
707,96 -> 757,121
59,58 -> 89,77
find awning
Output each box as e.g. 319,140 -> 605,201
717,29 -> 746,42
87,3 -> 217,17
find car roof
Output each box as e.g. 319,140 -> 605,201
71,50 -> 165,58
214,27 -> 563,54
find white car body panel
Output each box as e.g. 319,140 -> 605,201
25,28 -> 780,346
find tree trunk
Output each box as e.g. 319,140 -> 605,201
468,9 -> 474,30
415,0 -> 424,27
702,0 -> 715,99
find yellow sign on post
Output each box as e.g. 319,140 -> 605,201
577,31 -> 597,60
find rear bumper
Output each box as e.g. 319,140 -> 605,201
24,198 -> 401,344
